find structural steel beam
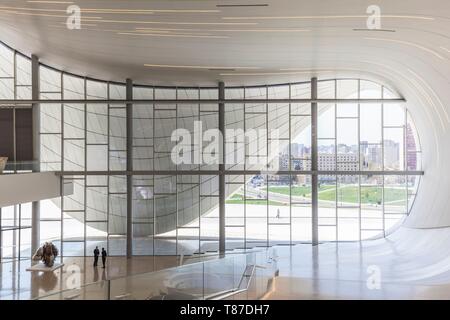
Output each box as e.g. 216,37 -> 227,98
54,170 -> 424,176
0,98 -> 406,105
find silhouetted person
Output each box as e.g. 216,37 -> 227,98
93,246 -> 99,267
101,248 -> 107,268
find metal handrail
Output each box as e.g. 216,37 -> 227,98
208,259 -> 282,301
206,288 -> 248,300
205,265 -> 256,300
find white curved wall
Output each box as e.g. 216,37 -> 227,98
339,51 -> 450,228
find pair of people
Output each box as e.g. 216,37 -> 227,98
93,246 -> 107,268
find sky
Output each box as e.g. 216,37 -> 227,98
293,99 -> 406,147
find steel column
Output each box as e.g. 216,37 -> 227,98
126,79 -> 133,258
218,82 -> 226,254
311,77 -> 319,246
31,54 -> 40,256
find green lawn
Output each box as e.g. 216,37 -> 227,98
226,199 -> 289,206
226,193 -> 288,206
265,185 -> 407,204
266,185 -> 334,197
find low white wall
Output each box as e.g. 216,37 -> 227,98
0,172 -> 71,207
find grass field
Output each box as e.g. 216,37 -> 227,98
265,185 -> 333,197
226,194 -> 288,206
265,185 -> 407,204
318,186 -> 406,204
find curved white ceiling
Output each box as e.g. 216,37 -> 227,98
0,0 -> 449,228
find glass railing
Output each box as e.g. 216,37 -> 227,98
36,250 -> 278,300
0,160 -> 40,173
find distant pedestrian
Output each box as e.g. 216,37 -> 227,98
101,248 -> 107,268
93,246 -> 99,267
276,208 -> 281,219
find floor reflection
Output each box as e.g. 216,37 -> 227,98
32,271 -> 58,293
265,227 -> 450,299
0,255 -> 181,300
4,227 -> 450,300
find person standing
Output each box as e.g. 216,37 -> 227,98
101,248 -> 107,268
93,246 -> 100,267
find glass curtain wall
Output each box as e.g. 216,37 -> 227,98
39,76 -> 223,256
0,41 -> 422,257
0,43 -> 33,262
224,80 -> 421,246
37,78 -> 422,256
314,79 -> 422,241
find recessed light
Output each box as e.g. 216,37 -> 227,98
27,1 -> 74,3
353,28 -> 396,32
1,5 -> 219,15
144,64 -> 260,70
136,27 -> 309,33
82,9 -> 219,14
216,4 -> 269,7
119,32 -> 229,39
0,9 -> 102,20
208,68 -> 236,72
84,19 -> 258,26
222,15 -> 434,21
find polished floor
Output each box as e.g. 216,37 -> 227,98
265,227 -> 450,299
3,226 -> 450,300
0,256 -> 183,300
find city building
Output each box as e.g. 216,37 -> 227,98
406,124 -> 418,170
384,140 -> 401,170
